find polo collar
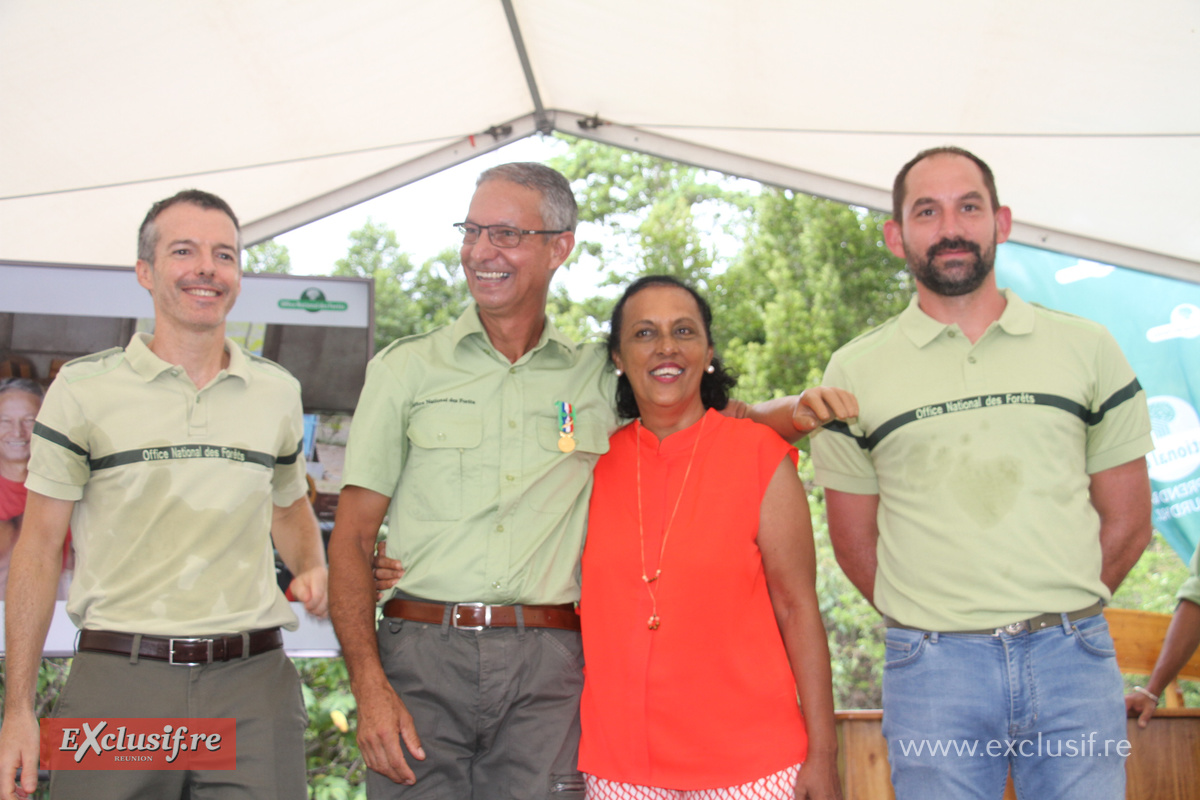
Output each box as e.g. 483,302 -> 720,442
899,288 -> 1034,347
126,332 -> 250,384
452,302 -> 579,364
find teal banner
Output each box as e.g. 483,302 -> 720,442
996,243 -> 1200,564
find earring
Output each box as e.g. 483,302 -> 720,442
705,364 -> 715,374
615,369 -> 623,377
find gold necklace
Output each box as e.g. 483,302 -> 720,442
636,413 -> 706,630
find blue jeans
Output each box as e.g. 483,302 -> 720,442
881,614 -> 1126,800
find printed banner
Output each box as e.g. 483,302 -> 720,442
996,243 -> 1200,564
40,718 -> 236,770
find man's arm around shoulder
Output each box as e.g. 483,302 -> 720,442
327,486 -> 425,785
0,492 -> 72,800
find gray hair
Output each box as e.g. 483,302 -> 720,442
476,162 -> 578,233
0,377 -> 44,401
137,189 -> 242,264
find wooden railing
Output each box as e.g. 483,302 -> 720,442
836,708 -> 1200,799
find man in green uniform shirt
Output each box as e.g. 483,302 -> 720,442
0,190 -> 328,800
812,147 -> 1153,800
1124,545 -> 1200,726
328,163 -> 845,799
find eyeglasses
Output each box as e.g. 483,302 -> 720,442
453,222 -> 568,249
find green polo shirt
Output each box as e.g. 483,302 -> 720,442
1178,546 -> 1200,606
342,304 -> 620,606
27,334 -> 308,636
812,291 -> 1153,631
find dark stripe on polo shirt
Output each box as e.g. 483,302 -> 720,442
826,378 -> 1143,452
91,445 -> 277,471
276,442 -> 302,466
33,422 -> 88,457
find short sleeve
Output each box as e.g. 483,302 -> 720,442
1178,546 -> 1200,607
25,378 -> 90,502
271,402 -> 310,507
810,355 -> 879,495
1085,328 -> 1153,475
341,351 -> 413,498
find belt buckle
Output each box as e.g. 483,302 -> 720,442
168,637 -> 214,666
452,603 -> 490,631
996,620 -> 1029,637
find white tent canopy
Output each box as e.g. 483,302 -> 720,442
2,0 -> 1198,282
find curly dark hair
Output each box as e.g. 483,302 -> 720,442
607,275 -> 737,420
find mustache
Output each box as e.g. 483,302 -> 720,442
927,237 -> 982,260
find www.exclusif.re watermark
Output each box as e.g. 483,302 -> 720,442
895,731 -> 1131,759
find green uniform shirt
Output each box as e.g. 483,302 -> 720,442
342,304 -> 619,605
1178,546 -> 1200,606
27,334 -> 308,636
812,291 -> 1153,631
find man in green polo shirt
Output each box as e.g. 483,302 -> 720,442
811,147 -> 1154,800
327,162 -> 844,799
0,190 -> 328,800
1124,545 -> 1200,726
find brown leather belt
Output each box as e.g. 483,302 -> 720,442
884,601 -> 1105,637
382,598 -> 581,632
78,628 -> 283,666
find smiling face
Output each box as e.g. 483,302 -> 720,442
459,179 -> 574,325
0,390 -> 39,476
612,284 -> 714,434
135,202 -> 241,336
885,152 -> 1012,298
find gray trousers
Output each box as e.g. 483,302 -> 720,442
49,648 -> 308,800
368,616 -> 585,800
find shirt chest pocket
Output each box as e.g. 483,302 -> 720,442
401,413 -> 483,521
527,412 -> 610,513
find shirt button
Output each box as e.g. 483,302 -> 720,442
509,420 -> 517,429
437,432 -> 446,441
947,330 -> 957,338
506,474 -> 515,482
492,581 -> 502,589
496,525 -> 505,533
968,356 -> 977,364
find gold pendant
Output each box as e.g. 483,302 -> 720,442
557,434 -> 576,453
647,615 -> 660,630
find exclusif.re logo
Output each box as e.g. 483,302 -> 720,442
40,718 -> 236,770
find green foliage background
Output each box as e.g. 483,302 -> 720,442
4,136 -> 1195,798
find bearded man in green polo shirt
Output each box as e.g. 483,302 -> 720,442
327,162 -> 847,799
0,190 -> 328,800
812,147 -> 1154,800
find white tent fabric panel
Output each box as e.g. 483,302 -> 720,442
1,0 -> 1197,281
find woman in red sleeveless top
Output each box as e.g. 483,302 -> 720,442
579,276 -> 841,800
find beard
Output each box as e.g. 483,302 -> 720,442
906,236 -> 996,297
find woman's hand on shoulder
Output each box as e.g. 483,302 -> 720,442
793,387 -> 858,433
373,541 -> 405,600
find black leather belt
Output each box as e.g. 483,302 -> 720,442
884,601 -> 1105,637
382,598 -> 581,632
78,628 -> 283,665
